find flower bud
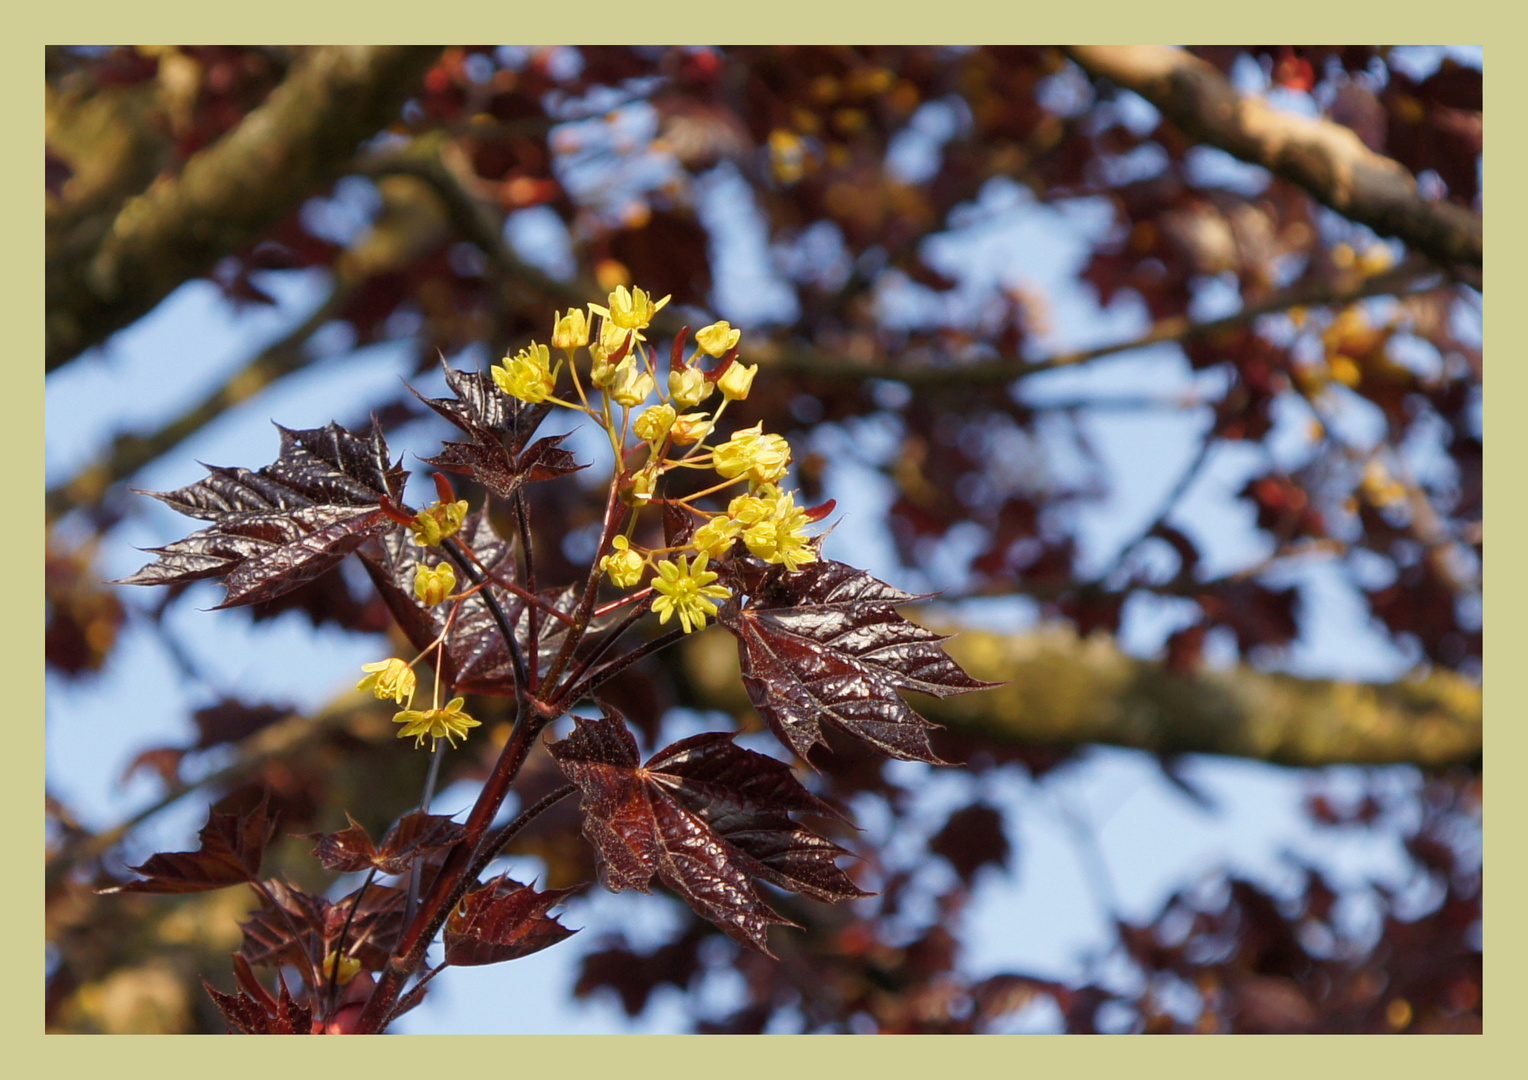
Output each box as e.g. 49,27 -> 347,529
695,321 -> 741,357
610,359 -> 656,407
669,412 -> 714,446
668,365 -> 712,408
413,562 -> 457,606
600,535 -> 647,588
552,308 -> 591,350
634,403 -> 677,444
716,360 -> 757,402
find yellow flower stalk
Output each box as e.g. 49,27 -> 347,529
358,658 -> 417,708
650,553 -> 732,633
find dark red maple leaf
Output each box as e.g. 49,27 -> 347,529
443,876 -> 580,966
547,708 -> 866,953
115,421 -> 406,608
103,787 -> 276,894
306,811 -> 467,876
716,558 -> 995,765
239,879 -> 405,973
413,364 -> 581,501
205,957 -> 313,1035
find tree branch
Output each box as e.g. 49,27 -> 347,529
46,45 -> 444,371
1065,46 -> 1482,272
677,622 -> 1481,770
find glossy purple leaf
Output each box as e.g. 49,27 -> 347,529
116,421 -> 406,608
103,787 -> 276,894
444,876 -> 580,966
717,558 -> 996,765
547,707 -> 865,953
413,364 -> 581,500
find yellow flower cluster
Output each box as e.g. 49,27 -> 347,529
480,285 -> 828,633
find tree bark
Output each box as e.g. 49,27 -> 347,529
678,622 -> 1482,769
1065,46 -> 1482,272
46,46 -> 444,372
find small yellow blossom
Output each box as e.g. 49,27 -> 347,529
742,491 -> 817,570
610,359 -> 656,407
492,342 -> 557,403
358,658 -> 417,708
394,696 -> 480,750
634,403 -> 677,444
411,499 -> 469,546
627,464 -> 660,503
692,515 -> 742,560
600,535 -> 647,588
668,365 -> 712,409
322,951 -> 362,986
716,361 -> 757,401
695,321 -> 742,357
413,562 -> 457,606
552,308 -> 592,351
591,286 -> 671,331
669,412 -> 713,446
650,553 -> 732,633
727,488 -> 778,526
714,424 -> 791,484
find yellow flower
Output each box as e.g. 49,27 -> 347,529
591,286 -> 671,331
552,307 -> 592,351
394,696 -> 480,750
492,342 -> 557,403
322,951 -> 362,986
590,320 -> 632,386
692,515 -> 742,560
413,562 -> 457,606
714,424 -> 791,484
634,403 -> 677,444
716,361 -> 757,402
695,321 -> 741,357
727,488 -> 778,526
609,358 -> 656,407
600,535 -> 647,588
650,553 -> 732,633
411,499 -> 469,546
358,658 -> 417,708
668,365 -> 712,409
669,412 -> 713,446
627,464 -> 660,503
742,490 -> 817,570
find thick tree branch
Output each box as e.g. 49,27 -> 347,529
678,623 -> 1481,769
46,46 -> 444,371
1065,46 -> 1482,271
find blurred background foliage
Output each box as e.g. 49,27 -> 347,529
46,45 -> 1480,1033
